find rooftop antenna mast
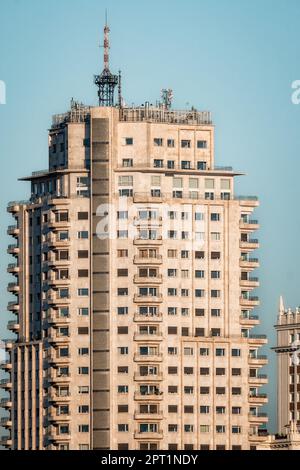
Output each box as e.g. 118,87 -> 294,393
94,13 -> 119,107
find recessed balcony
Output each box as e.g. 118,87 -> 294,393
248,355 -> 268,366
47,354 -> 70,365
7,225 -> 20,237
7,282 -> 20,294
45,258 -> 70,268
134,412 -> 163,420
134,353 -> 163,363
134,373 -> 163,382
134,333 -> 163,342
48,412 -> 71,423
133,237 -> 163,246
48,335 -> 70,345
249,374 -> 268,385
47,313 -> 70,325
47,432 -> 71,442
46,296 -> 70,306
47,238 -> 70,249
134,313 -> 163,323
134,392 -> 163,401
47,220 -> 70,230
48,277 -> 71,287
7,301 -> 19,312
48,373 -> 71,384
7,320 -> 20,333
134,430 -> 163,440
134,294 -> 163,304
134,275 -> 162,285
48,392 -> 70,403
134,255 -> 163,265
7,244 -> 20,255
249,393 -> 268,404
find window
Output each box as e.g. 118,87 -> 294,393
167,139 -> 175,148
154,159 -> 163,168
78,212 -> 88,220
78,308 -> 89,316
167,160 -> 175,169
195,270 -> 205,278
78,288 -> 89,296
118,326 -> 128,335
78,269 -> 88,278
154,138 -> 163,146
184,425 -> 194,433
195,289 -> 205,297
232,426 -> 241,434
119,189 -> 133,197
200,348 -> 209,356
118,307 -> 128,316
197,161 -> 207,170
78,405 -> 89,414
168,269 -> 177,278
195,328 -> 205,337
232,407 -> 242,415
168,424 -> 178,432
122,159 -> 133,167
118,424 -> 129,432
211,309 -> 221,317
232,349 -> 241,357
117,230 -> 128,239
117,211 -> 128,220
232,387 -> 241,395
173,177 -> 183,188
78,327 -> 89,335
78,250 -> 88,259
221,179 -> 231,190
168,307 -> 177,316
211,289 -> 221,298
211,251 -> 221,259
125,137 -> 133,145
168,405 -> 178,413
195,251 -> 205,259
168,386 -> 178,394
200,406 -> 210,414
200,387 -> 210,395
118,288 -> 128,296
216,425 -> 226,434
78,367 -> 89,375
79,425 -> 89,433
78,231 -> 88,239
216,348 -> 225,357
195,308 -> 205,317
78,348 -> 89,356
211,328 -> 221,337
205,178 -> 215,189
211,232 -> 221,241
117,269 -> 128,277
118,347 -> 129,355
232,368 -> 241,376
168,231 -> 177,239
197,140 -> 207,149
78,386 -> 89,394
117,249 -> 128,258
200,425 -> 210,433
195,232 -> 205,241
189,178 -> 198,189
118,367 -> 128,374
168,367 -> 178,375
118,405 -> 129,413
181,161 -> 191,169
184,406 -> 194,413
181,308 -> 189,316
119,175 -> 133,186
184,369 -> 194,376
182,327 -> 189,336
181,250 -> 189,258
211,213 -> 220,222
200,368 -> 210,376
181,140 -> 191,148
211,271 -> 221,279
216,406 -> 226,414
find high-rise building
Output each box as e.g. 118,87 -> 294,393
0,24 -> 267,451
275,297 -> 300,435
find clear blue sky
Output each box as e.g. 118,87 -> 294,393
1,0 -> 300,434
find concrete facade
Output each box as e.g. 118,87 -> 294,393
0,101 -> 267,450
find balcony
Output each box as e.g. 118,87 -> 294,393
133,237 -> 163,246
134,255 -> 163,265
134,275 -> 162,285
134,353 -> 163,363
48,373 -> 71,384
48,392 -> 70,403
47,219 -> 70,230
7,320 -> 20,333
47,432 -> 71,442
133,193 -> 164,204
7,263 -> 20,274
45,258 -> 70,268
7,244 -> 20,255
0,436 -> 12,447
134,392 -> 163,401
134,373 -> 163,382
249,393 -> 268,404
7,225 -> 20,237
240,239 -> 260,250
249,413 -> 268,424
134,430 -> 163,440
134,313 -> 163,323
48,411 -> 71,423
3,339 -> 14,350
7,200 -> 29,213
47,313 -> 70,325
47,237 -> 70,249
0,361 -> 12,371
0,398 -> 12,409
240,314 -> 259,326
7,301 -> 19,312
48,334 -> 70,345
7,282 -> 20,294
240,258 -> 259,269
0,417 -> 12,428
134,294 -> 163,304
48,198 -> 70,207
0,379 -> 12,390
240,220 -> 260,231
47,354 -> 70,365
48,277 -> 71,287
248,335 -> 268,345
248,355 -> 268,366
240,277 -> 259,288
249,374 -> 268,385
134,332 -> 163,342
134,412 -> 163,420
236,196 -> 259,207
240,296 -> 260,308
46,295 -> 70,307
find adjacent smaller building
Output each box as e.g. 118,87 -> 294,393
257,421 -> 300,450
274,297 -> 300,435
